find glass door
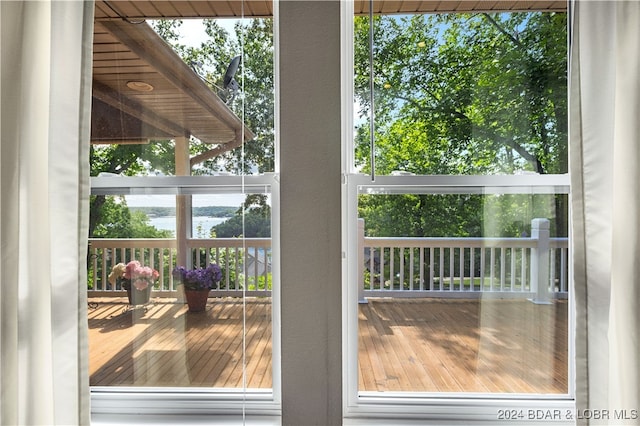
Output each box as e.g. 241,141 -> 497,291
88,5 -> 278,416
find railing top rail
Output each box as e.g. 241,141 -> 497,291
550,238 -> 569,248
89,237 -> 564,250
89,238 -> 272,247
89,238 -> 178,248
363,236 -> 541,248
186,238 -> 272,248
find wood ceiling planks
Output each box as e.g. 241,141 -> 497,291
91,20 -> 254,145
95,0 -> 566,20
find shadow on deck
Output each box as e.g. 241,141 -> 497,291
89,297 -> 567,394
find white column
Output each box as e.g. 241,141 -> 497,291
279,1 -> 342,424
175,135 -> 191,288
529,218 -> 551,304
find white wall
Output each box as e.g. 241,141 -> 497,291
279,1 -> 343,425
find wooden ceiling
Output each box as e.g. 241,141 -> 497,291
355,0 -> 568,14
92,9 -> 255,146
95,0 -> 566,20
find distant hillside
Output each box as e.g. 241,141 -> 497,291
130,206 -> 236,218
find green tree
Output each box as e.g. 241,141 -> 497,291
89,141 -> 176,237
354,12 -> 567,237
213,194 -> 271,238
166,18 -> 275,174
91,195 -> 172,238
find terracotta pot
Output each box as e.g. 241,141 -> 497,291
184,289 -> 210,312
127,285 -> 151,305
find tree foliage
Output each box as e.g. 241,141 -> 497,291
90,196 -> 172,238
354,12 -> 568,237
90,13 -> 567,240
213,194 -> 271,238
354,12 -> 567,175
172,18 -> 275,174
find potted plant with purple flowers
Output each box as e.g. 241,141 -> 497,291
172,263 -> 222,312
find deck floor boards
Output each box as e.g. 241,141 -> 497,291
89,297 -> 567,394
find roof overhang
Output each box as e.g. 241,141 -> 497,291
92,18 -> 255,147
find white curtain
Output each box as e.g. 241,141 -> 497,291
571,1 -> 640,423
0,1 -> 94,424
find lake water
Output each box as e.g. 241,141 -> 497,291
149,216 -> 228,237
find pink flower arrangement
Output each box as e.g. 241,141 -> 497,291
109,260 -> 159,291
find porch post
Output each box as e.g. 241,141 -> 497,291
175,135 -> 192,277
529,218 -> 552,304
358,218 -> 367,303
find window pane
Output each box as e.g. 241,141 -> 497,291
354,12 -> 567,176
91,17 -> 274,178
351,9 -> 569,398
357,192 -> 568,394
89,14 -> 275,394
88,192 -> 273,388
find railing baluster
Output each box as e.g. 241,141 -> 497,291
252,246 -> 258,290
523,248 -> 529,291
510,248 -> 516,292
169,247 -> 175,291
561,247 -> 567,292
500,247 -> 506,292
419,247 -> 424,291
409,247 -> 414,291
428,247 -> 432,290
479,247 -> 485,290
550,248 -> 557,293
235,247 -> 240,290
438,247 -> 444,291
368,247 -> 372,290
399,247 -> 405,291
91,246 -> 98,291
470,247 -> 475,292
149,248 -> 156,290
489,247 -> 496,291
389,246 -> 394,291
223,247 -> 230,289
460,247 -> 465,291
449,247 -> 456,291
379,246 -> 384,290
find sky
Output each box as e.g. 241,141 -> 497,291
178,18 -> 237,47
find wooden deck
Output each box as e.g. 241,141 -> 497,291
88,297 -> 567,393
88,297 -> 272,388
358,298 -> 567,393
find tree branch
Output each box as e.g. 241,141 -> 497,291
482,13 -> 524,50
500,137 -> 545,174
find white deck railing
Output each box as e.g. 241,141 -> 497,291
88,219 -> 568,301
358,236 -> 567,301
357,218 -> 568,302
88,238 -> 272,297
